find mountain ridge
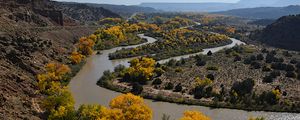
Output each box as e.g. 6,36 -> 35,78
140,0 -> 300,12
252,14 -> 300,51
215,5 -> 300,19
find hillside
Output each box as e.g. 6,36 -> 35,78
0,0 -> 106,119
56,2 -> 121,23
140,2 -> 233,12
237,0 -> 300,7
252,14 -> 300,51
84,3 -> 158,17
215,5 -> 300,19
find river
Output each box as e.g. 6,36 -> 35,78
69,34 -> 300,120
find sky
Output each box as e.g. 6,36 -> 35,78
54,0 -> 240,5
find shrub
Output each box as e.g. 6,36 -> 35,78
195,55 -> 206,66
154,68 -> 165,77
244,58 -> 252,64
164,82 -> 174,90
225,49 -> 233,54
175,68 -> 183,72
263,76 -> 274,83
231,78 -> 255,96
250,55 -> 257,61
274,57 -> 284,63
265,54 -> 275,63
180,58 -> 186,65
262,49 -> 269,53
286,71 -> 297,78
290,59 -> 298,64
167,59 -> 176,66
196,60 -> 206,66
271,63 -> 287,70
155,63 -> 161,67
98,70 -> 114,86
114,64 -> 126,73
204,86 -> 213,97
297,63 -> 300,69
152,78 -> 162,85
256,54 -> 264,61
206,74 -> 215,81
174,83 -> 183,92
251,61 -> 261,69
285,64 -> 295,71
206,66 -> 219,71
131,83 -> 143,95
270,71 -> 281,78
260,89 -> 281,105
194,86 -> 205,99
207,51 -> 213,56
262,65 -> 271,72
270,50 -> 277,55
234,55 -> 242,62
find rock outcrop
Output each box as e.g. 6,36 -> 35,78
0,0 -> 106,119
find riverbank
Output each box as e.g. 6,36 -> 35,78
97,76 -> 300,113
70,33 -> 300,120
97,39 -> 300,113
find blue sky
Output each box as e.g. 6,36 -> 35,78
54,0 -> 240,5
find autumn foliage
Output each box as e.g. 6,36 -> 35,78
124,57 -> 156,82
37,63 -> 71,91
69,51 -> 85,64
78,35 -> 96,56
76,93 -> 152,120
180,110 -> 211,120
109,93 -> 152,120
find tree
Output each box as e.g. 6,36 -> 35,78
43,87 -> 75,120
207,51 -> 212,56
180,110 -> 211,120
77,104 -> 109,120
69,51 -> 85,64
125,57 -> 156,83
194,77 -> 213,87
109,93 -> 152,120
165,82 -> 174,90
99,17 -> 123,25
78,37 -> 95,56
231,78 -> 255,96
174,83 -> 183,92
37,63 -> 71,91
131,83 -> 143,95
152,78 -> 162,85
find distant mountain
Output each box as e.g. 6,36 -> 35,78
238,0 -> 300,7
140,2 -> 233,12
140,0 -> 300,12
252,14 -> 300,51
85,3 -> 158,17
215,5 -> 300,19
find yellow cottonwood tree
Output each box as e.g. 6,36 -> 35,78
109,93 -> 152,120
78,37 -> 95,56
70,51 -> 85,64
44,87 -> 75,120
37,63 -> 71,92
180,110 -> 211,120
126,57 -> 156,81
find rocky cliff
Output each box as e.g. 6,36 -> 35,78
0,0 -> 107,119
